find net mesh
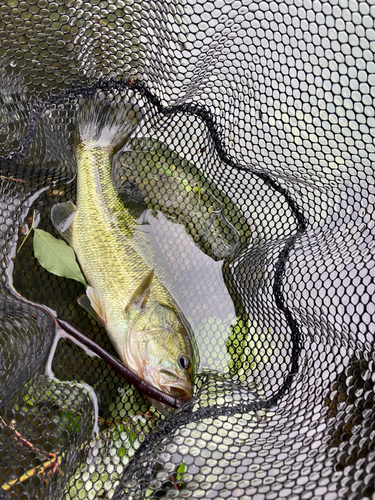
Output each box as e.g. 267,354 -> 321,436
1,0 -> 375,499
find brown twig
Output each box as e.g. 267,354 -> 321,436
1,418 -> 37,452
0,417 -> 61,492
1,454 -> 61,492
0,175 -> 27,184
56,318 -> 184,410
6,284 -> 186,411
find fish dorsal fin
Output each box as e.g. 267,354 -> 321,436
82,286 -> 108,324
51,201 -> 77,246
125,269 -> 154,313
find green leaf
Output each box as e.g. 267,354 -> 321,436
33,228 -> 87,287
129,432 -> 136,442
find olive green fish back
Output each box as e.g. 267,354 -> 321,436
1,2 -> 375,500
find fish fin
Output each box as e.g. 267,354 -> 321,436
77,294 -> 106,327
84,286 -> 108,325
125,269 -> 154,313
76,97 -> 142,152
51,201 -> 77,246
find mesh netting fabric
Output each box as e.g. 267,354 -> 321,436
0,1 -> 375,499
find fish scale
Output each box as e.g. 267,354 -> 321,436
75,142 -> 173,309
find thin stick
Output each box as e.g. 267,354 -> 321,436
7,284 -> 186,411
1,455 -> 61,492
56,319 -> 184,409
0,175 -> 27,184
1,418 -> 39,452
16,210 -> 35,255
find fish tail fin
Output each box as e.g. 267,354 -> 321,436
76,96 -> 142,152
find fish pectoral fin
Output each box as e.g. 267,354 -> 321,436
77,294 -> 105,326
125,269 -> 154,313
51,201 -> 78,246
81,286 -> 108,324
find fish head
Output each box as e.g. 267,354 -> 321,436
125,302 -> 195,415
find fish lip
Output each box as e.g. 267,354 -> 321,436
158,368 -> 193,401
162,382 -> 193,402
148,381 -> 193,416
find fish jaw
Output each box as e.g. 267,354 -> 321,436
144,369 -> 194,416
157,367 -> 193,400
146,366 -> 193,401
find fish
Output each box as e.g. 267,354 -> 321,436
51,97 -> 195,415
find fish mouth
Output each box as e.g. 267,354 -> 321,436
159,369 -> 193,403
148,382 -> 192,417
168,384 -> 193,402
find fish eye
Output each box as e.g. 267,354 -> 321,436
178,355 -> 190,370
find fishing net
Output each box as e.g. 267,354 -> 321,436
0,0 -> 374,498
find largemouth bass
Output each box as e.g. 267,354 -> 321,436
51,97 -> 195,415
